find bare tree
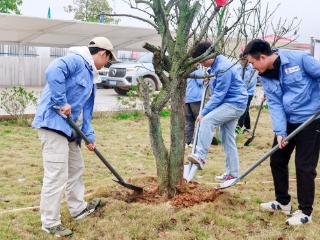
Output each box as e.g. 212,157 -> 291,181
211,0 -> 300,59
105,0 -> 256,197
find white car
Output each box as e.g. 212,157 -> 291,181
105,52 -> 161,95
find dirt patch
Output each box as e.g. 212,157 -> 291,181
95,176 -> 223,208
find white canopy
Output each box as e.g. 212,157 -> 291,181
0,13 -> 161,51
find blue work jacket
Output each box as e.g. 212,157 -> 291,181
185,69 -> 204,103
201,55 -> 248,116
32,53 -> 96,143
237,63 -> 258,96
261,49 -> 320,136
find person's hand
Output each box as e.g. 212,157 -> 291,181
196,115 -> 203,123
277,135 -> 288,149
86,142 -> 96,151
60,104 -> 71,116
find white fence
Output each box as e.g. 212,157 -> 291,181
0,44 -> 67,87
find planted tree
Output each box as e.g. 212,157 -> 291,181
106,0 -> 299,197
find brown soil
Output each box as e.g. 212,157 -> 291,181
95,176 -> 223,208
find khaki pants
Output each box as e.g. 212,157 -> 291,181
38,129 -> 87,228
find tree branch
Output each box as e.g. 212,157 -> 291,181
103,13 -> 158,29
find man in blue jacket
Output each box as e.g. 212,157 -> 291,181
32,37 -> 116,237
237,54 -> 258,133
187,41 -> 248,181
185,68 -> 204,147
243,39 -> 320,225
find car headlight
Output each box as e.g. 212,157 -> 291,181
127,67 -> 138,72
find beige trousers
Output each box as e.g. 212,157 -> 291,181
38,129 -> 87,228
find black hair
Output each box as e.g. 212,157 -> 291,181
191,41 -> 215,58
88,41 -> 112,57
243,39 -> 272,59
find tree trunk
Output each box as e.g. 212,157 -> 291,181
147,113 -> 170,193
168,78 -> 186,197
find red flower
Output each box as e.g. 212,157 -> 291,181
215,0 -> 228,7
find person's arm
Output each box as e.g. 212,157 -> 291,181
200,70 -> 232,116
45,55 -> 78,110
301,54 -> 320,79
81,87 -> 96,148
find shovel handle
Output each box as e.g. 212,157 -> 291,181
64,116 -> 125,183
251,96 -> 265,136
239,111 -> 320,181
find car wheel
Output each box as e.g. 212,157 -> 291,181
143,77 -> 156,92
114,87 -> 129,96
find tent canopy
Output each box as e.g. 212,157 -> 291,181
0,13 -> 161,51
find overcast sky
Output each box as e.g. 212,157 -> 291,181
20,0 -> 320,43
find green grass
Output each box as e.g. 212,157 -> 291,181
112,111 -> 144,120
0,109 -> 320,239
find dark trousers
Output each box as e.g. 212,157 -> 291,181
238,95 -> 253,129
270,120 -> 320,215
185,102 -> 201,144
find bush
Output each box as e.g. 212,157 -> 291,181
0,86 -> 38,121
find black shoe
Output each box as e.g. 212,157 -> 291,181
211,136 -> 219,145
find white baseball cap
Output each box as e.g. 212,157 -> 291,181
88,37 -> 118,61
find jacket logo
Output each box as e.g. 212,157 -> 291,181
284,66 -> 300,75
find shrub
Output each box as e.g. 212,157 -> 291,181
0,86 -> 38,122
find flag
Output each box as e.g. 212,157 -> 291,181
47,6 -> 51,19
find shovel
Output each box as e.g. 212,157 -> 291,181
183,81 -> 210,182
244,95 -> 265,146
216,111 -> 320,190
64,115 -> 143,192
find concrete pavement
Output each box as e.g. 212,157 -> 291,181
0,87 -> 142,117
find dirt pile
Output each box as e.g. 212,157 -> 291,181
96,176 -> 223,208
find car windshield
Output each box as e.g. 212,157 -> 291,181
136,53 -> 153,63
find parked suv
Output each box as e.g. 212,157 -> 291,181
97,67 -> 109,89
105,52 -> 161,95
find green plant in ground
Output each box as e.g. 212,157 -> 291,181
112,111 -> 144,120
0,86 -> 37,122
117,86 -> 140,110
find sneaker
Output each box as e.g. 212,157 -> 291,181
211,136 -> 219,145
215,174 -> 236,182
42,224 -> 73,238
286,210 -> 312,226
73,198 -> 101,220
260,200 -> 292,216
187,154 -> 206,170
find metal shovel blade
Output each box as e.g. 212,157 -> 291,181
183,163 -> 192,180
113,179 -> 143,193
244,136 -> 255,146
186,164 -> 199,182
215,178 -> 239,190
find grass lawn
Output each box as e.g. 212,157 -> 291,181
0,109 -> 319,240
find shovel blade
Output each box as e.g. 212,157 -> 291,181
112,179 -> 143,193
186,164 -> 199,182
244,136 -> 255,146
215,178 -> 239,190
183,163 -> 192,180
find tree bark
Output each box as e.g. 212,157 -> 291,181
147,113 -> 170,193
168,77 -> 186,197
